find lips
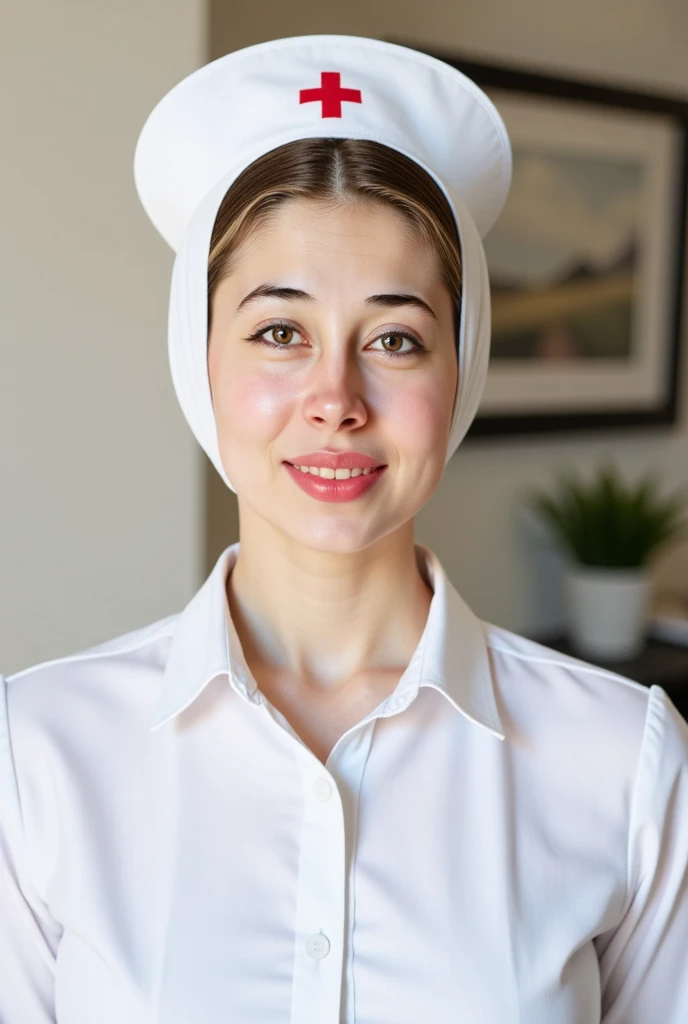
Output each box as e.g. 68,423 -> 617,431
284,461 -> 387,503
285,450 -> 384,471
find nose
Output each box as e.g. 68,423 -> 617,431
301,348 -> 368,432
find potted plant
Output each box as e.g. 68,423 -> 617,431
520,462 -> 688,660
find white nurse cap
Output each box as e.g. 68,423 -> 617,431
133,35 -> 512,492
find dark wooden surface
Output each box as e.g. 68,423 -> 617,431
529,632 -> 688,721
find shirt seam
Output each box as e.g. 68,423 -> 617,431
5,619 -> 178,688
484,637 -> 649,694
0,674 -> 23,837
619,684 -> 663,921
0,673 -> 52,917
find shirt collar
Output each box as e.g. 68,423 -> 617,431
149,541 -> 506,741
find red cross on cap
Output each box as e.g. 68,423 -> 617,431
299,71 -> 362,118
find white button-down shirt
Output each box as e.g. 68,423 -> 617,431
2,541 -> 687,1023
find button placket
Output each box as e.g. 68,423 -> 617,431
291,757 -> 346,1024
304,776 -> 335,967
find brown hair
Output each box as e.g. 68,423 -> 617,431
207,137 -> 462,337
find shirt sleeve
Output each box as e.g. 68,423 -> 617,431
0,673 -> 61,1023
594,684 -> 688,1022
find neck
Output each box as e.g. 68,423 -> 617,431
226,512 -> 433,696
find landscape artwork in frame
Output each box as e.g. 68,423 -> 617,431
420,50 -> 688,437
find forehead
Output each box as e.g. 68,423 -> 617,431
227,197 -> 442,289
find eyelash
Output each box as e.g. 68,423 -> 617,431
243,320 -> 425,358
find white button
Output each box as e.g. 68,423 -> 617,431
313,777 -> 332,802
306,933 -> 330,959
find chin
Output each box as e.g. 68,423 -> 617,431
283,515 -> 405,556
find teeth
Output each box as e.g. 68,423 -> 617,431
293,464 -> 375,479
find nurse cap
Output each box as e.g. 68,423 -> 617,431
133,35 -> 513,491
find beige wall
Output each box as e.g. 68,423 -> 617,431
208,0 -> 688,636
0,0 -> 206,674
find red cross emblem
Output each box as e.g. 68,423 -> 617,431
299,71 -> 362,118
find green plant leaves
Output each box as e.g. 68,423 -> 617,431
520,462 -> 688,568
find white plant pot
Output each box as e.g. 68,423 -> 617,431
563,563 -> 651,661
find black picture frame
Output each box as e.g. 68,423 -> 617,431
399,43 -> 688,439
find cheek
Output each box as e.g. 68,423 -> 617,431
376,377 -> 454,456
213,364 -> 299,447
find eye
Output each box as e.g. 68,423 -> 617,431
369,331 -> 425,357
269,325 -> 296,345
244,322 -> 302,347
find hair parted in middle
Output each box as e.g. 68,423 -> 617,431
207,137 -> 463,342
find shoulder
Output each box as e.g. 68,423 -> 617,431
480,623 -> 688,949
481,620 -> 656,766
483,619 -> 651,705
6,611 -> 180,685
2,612 -> 179,738
0,615 -> 181,904
1,613 -> 180,835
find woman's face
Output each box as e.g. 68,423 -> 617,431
207,197 -> 459,553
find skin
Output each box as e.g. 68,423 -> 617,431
207,197 -> 459,760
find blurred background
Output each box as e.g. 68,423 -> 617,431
2,0 -> 688,677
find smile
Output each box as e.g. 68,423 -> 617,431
287,464 -> 378,479
283,462 -> 387,503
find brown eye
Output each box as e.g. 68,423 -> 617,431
381,333 -> 405,352
271,326 -> 294,345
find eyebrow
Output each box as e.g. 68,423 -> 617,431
366,293 -> 437,320
236,285 -> 311,312
235,283 -> 437,320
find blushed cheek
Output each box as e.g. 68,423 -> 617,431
215,368 -> 299,451
380,381 -> 451,458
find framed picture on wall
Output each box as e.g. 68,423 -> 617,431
409,45 -> 688,438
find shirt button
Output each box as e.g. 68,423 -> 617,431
312,777 -> 332,802
306,933 -> 330,959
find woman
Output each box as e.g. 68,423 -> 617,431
1,35 -> 687,1024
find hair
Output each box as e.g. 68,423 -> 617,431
207,137 -> 462,338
